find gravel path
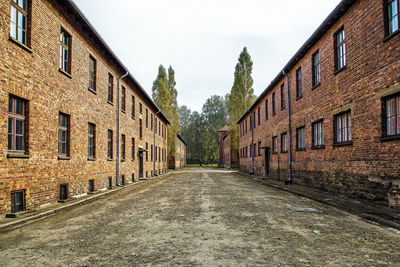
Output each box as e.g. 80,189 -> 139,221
0,168 -> 399,266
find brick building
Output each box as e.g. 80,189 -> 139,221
0,0 -> 170,215
238,0 -> 400,203
217,126 -> 239,169
168,134 -> 187,169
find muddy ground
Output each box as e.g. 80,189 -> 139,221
0,168 -> 399,266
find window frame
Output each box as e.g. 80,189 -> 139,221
272,92 -> 276,115
121,134 -> 126,160
121,86 -> 126,113
384,0 -> 400,37
272,136 -> 278,154
281,132 -> 288,153
265,99 -> 269,120
334,27 -> 346,72
139,119 -> 143,139
281,83 -> 285,110
88,55 -> 97,92
382,92 -> 400,140
88,122 -> 96,159
8,95 -> 28,154
296,126 -> 306,150
312,50 -> 321,88
107,129 -> 113,160
258,107 -> 261,125
131,138 -> 135,161
108,73 -> 114,104
10,190 -> 25,213
334,110 -> 352,145
58,112 -> 70,157
296,67 -> 302,99
59,28 -> 72,74
312,119 -> 325,148
10,0 -> 30,47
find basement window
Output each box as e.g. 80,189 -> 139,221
88,179 -> 95,193
382,93 -> 400,139
108,177 -> 112,189
11,190 -> 25,213
60,184 -> 68,201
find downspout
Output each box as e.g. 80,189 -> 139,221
154,110 -> 161,176
222,137 -> 224,168
116,72 -> 129,186
282,70 -> 293,184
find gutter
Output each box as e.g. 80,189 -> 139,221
116,72 -> 129,186
282,70 -> 293,185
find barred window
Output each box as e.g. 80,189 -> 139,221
312,120 -> 324,147
335,111 -> 352,144
296,126 -> 305,150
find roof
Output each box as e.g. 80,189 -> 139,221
177,134 -> 187,146
61,0 -> 170,125
217,126 -> 230,132
237,0 -> 356,124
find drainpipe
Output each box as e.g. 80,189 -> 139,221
251,114 -> 254,174
116,72 -> 129,186
154,110 -> 161,176
282,70 -> 293,185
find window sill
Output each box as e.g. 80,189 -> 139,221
381,135 -> 400,142
131,116 -> 136,120
121,110 -> 126,114
296,95 -> 303,101
121,159 -> 126,162
9,36 -> 32,53
333,141 -> 353,147
281,107 -> 286,111
334,66 -> 346,75
107,158 -> 113,161
312,83 -> 321,90
88,88 -> 97,95
296,148 -> 306,151
58,156 -> 71,160
108,101 -> 114,106
311,145 -> 325,149
58,68 -> 72,79
281,151 -> 288,154
87,157 -> 96,161
272,152 -> 278,155
7,153 -> 30,159
383,29 -> 400,42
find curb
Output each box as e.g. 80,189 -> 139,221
0,172 -> 175,233
236,171 -> 400,230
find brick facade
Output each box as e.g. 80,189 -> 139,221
238,0 -> 400,203
0,0 -> 169,215
168,134 -> 186,169
217,126 -> 239,169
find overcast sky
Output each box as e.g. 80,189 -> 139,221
73,0 -> 342,112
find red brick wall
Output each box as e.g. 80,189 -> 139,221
239,0 -> 400,202
0,0 -> 168,214
218,131 -> 228,167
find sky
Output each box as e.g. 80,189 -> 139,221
73,0 -> 342,112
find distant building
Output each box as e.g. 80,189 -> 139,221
217,126 -> 239,169
169,134 -> 187,169
237,0 -> 400,204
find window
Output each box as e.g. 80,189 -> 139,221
312,51 -> 320,87
253,143 -> 256,157
272,92 -> 276,115
155,146 -> 157,161
386,0 -> 399,36
265,99 -> 269,120
245,120 -> 247,134
88,56 -> 96,91
121,86 -> 126,112
146,109 -> 148,127
121,175 -> 125,185
139,119 -> 143,139
146,143 -> 148,161
88,180 -> 95,193
131,138 -> 135,160
59,29 -> 71,74
159,147 -> 161,162
296,68 -> 302,98
296,126 -> 306,150
58,113 -> 70,156
11,190 -> 25,213
258,141 -> 262,156
151,144 -> 153,161
312,120 -> 324,147
151,113 -> 153,130
88,123 -> 96,159
132,173 -> 135,182
10,0 -> 29,45
131,95 -> 135,118
281,84 -> 285,109
121,134 -> 126,160
108,73 -> 114,103
281,132 -> 287,152
8,95 -> 28,153
107,130 -> 113,160
258,107 -> 261,125
384,94 -> 400,137
159,121 -> 161,135
335,28 -> 346,72
139,103 -> 143,114
60,184 -> 68,201
253,112 -> 256,129
272,136 -> 278,154
335,111 -> 352,144
155,117 -> 158,133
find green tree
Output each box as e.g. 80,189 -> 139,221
227,47 -> 256,151
152,65 -> 170,115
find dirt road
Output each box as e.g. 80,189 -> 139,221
0,168 -> 399,266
